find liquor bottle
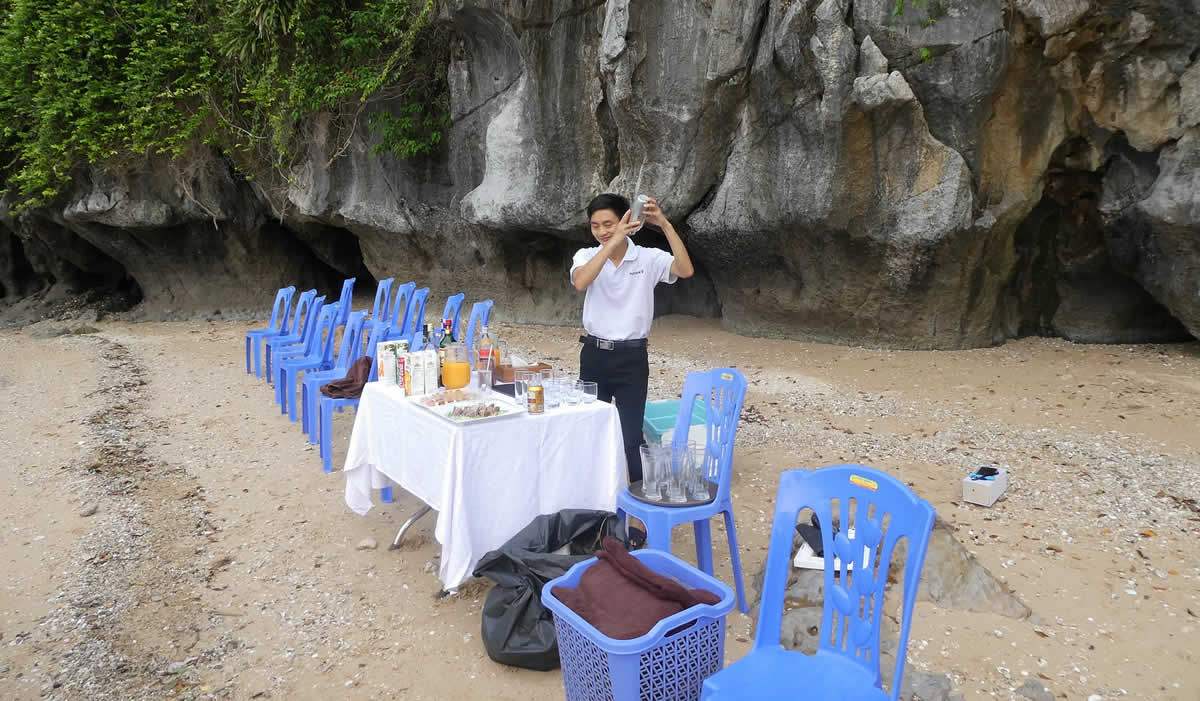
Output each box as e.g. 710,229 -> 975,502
438,318 -> 453,387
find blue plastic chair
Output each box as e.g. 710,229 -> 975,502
301,309 -> 371,440
388,281 -> 417,333
362,277 -> 395,336
398,287 -> 430,347
616,367 -> 750,613
462,299 -> 494,354
330,277 -> 356,327
267,295 -> 326,388
317,311 -> 414,473
272,301 -> 335,407
245,286 -> 295,377
432,293 -> 465,348
700,465 -> 937,701
277,306 -> 360,421
264,290 -> 318,382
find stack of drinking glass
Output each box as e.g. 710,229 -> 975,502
511,369 -> 598,410
640,441 -> 711,503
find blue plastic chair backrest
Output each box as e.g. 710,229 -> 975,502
304,304 -> 339,356
441,293 -> 465,338
334,278 -> 356,326
755,465 -> 936,700
370,278 -> 395,324
330,310 -> 368,371
268,286 -> 296,331
287,290 -> 318,337
403,287 -> 431,346
671,367 -> 747,504
462,300 -> 494,354
363,318 -> 393,382
390,281 -> 417,332
298,296 -> 329,350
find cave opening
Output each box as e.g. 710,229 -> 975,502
1008,135 -> 1190,344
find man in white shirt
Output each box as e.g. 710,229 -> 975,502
570,193 -> 695,483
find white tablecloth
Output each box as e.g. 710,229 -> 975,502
343,383 -> 627,589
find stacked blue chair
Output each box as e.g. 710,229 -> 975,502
461,299 -> 494,353
616,367 -> 751,613
301,309 -> 371,440
264,290 -> 319,382
245,286 -> 296,377
277,306 -> 358,421
268,295 -> 326,394
701,465 -> 936,700
362,278 -> 395,336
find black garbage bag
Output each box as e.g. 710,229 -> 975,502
472,509 -> 628,671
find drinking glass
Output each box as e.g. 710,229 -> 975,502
664,443 -> 689,504
564,380 -> 582,406
685,440 -> 709,500
512,370 -> 531,406
639,444 -> 661,501
580,381 -> 598,403
474,368 -> 492,393
541,369 -> 560,409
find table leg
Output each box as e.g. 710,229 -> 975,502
389,504 -> 433,550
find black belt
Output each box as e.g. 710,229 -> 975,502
580,334 -> 648,351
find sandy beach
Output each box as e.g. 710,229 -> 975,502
1,314 -> 1198,700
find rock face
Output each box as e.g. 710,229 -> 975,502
2,0 -> 1198,346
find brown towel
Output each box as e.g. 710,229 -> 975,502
320,356 -> 373,399
550,536 -> 722,640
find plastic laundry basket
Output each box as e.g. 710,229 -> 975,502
541,549 -> 736,701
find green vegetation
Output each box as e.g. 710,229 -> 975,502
0,0 -> 449,209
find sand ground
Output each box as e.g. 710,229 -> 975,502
1,314 -> 1197,700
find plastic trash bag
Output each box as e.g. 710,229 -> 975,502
472,509 -> 628,671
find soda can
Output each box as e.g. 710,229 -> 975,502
396,355 -> 407,397
527,385 -> 545,414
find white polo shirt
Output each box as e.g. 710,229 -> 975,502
570,240 -> 677,341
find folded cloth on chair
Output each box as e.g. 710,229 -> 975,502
550,536 -> 721,640
320,356 -> 373,399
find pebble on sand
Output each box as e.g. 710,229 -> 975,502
79,502 -> 99,518
356,537 -> 378,550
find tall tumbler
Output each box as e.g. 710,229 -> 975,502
639,444 -> 661,501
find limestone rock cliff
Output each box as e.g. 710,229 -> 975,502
3,0 -> 1197,347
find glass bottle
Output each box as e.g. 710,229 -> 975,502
475,325 -> 495,372
438,319 -> 453,387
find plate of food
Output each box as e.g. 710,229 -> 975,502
414,390 -> 527,424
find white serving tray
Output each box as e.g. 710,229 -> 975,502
413,391 -> 527,425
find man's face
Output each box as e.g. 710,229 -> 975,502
589,208 -> 622,245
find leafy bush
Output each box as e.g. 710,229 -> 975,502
0,0 -> 448,209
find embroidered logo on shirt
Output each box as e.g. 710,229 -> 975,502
628,269 -> 645,276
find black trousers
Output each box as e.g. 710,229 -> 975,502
579,343 -> 649,483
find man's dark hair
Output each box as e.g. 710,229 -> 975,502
587,193 -> 630,219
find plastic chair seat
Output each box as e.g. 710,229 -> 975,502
702,647 -> 888,701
